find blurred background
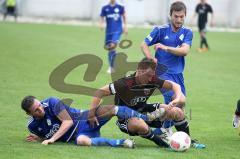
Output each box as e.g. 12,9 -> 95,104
0,0 -> 240,28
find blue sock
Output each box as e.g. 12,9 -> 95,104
116,106 -> 149,121
108,50 -> 116,67
91,137 -> 124,147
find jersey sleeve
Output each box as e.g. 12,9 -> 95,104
144,27 -> 161,46
120,5 -> 125,15
100,6 -> 106,17
48,97 -> 67,117
195,4 -> 200,13
27,118 -> 40,136
208,5 -> 213,13
183,30 -> 193,46
109,79 -> 127,96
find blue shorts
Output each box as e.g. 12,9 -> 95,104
158,73 -> 186,104
74,110 -> 109,144
105,32 -> 122,45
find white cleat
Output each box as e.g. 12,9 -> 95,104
107,67 -> 115,74
123,139 -> 135,148
233,115 -> 240,128
158,128 -> 171,145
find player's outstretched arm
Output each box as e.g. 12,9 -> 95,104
89,85 -> 112,127
162,80 -> 186,107
42,109 -> 73,145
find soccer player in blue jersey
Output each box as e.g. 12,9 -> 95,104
141,1 -> 205,149
22,96 -> 164,147
100,0 -> 127,73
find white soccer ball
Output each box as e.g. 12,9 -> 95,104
169,131 -> 191,152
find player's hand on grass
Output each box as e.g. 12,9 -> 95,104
26,134 -> 41,142
42,138 -> 55,145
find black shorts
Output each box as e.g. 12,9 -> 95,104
7,6 -> 15,14
116,103 -> 164,136
198,22 -> 207,32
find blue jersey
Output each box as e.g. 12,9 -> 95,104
144,24 -> 193,74
27,97 -> 83,142
100,3 -> 125,35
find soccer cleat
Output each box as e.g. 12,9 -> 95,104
197,48 -> 203,52
107,67 -> 115,74
123,139 -> 135,148
233,115 -> 240,128
155,128 -> 171,145
191,139 -> 206,149
147,107 -> 165,121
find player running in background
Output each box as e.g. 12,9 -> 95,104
100,0 -> 128,73
140,1 -> 205,148
192,0 -> 214,52
88,58 -> 186,147
3,0 -> 17,21
22,96 -> 164,148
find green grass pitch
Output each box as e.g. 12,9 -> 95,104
0,22 -> 240,159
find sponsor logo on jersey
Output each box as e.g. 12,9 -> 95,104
106,13 -> 120,21
45,124 -> 60,139
130,96 -> 147,106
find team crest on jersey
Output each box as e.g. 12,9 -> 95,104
144,89 -> 151,95
47,119 -> 52,126
114,8 -> 119,13
179,34 -> 184,41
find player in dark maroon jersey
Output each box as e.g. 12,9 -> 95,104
88,58 -> 186,147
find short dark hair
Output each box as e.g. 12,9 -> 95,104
170,1 -> 187,15
21,96 -> 36,113
137,57 -> 156,70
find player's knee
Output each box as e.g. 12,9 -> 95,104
172,107 -> 185,121
107,43 -> 117,50
178,95 -> 186,108
127,118 -> 149,135
76,135 -> 91,146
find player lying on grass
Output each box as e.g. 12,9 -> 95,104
22,96 -> 169,148
88,58 -> 186,147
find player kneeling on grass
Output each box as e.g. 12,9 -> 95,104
21,96 -> 168,148
88,58 -> 186,147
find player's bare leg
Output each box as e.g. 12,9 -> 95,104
106,42 -> 117,74
76,134 -> 135,148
